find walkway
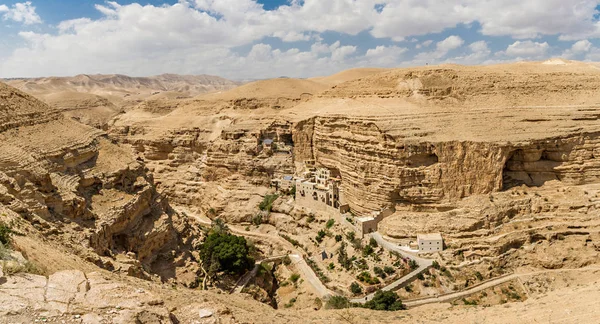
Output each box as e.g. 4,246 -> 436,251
350,232 -> 434,303
403,266 -> 600,308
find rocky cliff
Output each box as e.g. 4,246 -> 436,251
0,82 -> 197,280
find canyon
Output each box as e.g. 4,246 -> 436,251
1,60 -> 600,323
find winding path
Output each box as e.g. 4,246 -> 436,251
403,266 -> 600,308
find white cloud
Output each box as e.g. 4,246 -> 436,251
1,0 -> 599,79
416,40 -> 433,49
571,39 -> 593,53
469,41 -> 490,54
363,45 -> 408,66
562,39 -> 594,59
505,41 -> 550,57
0,1 -> 41,25
436,35 -> 464,53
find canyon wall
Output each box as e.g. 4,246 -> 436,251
293,117 -> 600,215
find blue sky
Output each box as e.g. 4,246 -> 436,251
1,0 -> 600,79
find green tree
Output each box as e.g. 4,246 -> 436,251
369,237 -> 378,247
337,241 -> 353,270
199,228 -> 254,278
350,282 -> 363,295
325,219 -> 335,229
334,234 -> 343,242
364,290 -> 405,311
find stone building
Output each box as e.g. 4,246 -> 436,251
417,233 -> 443,252
355,207 -> 395,238
295,167 -> 342,213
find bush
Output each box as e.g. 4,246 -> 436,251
280,234 -> 301,248
337,241 -> 353,270
369,237 -> 378,247
334,234 -> 342,242
383,266 -> 395,275
416,273 -> 425,280
350,282 -> 363,294
259,194 -> 279,212
409,259 -> 419,270
328,262 -> 335,270
432,260 -> 440,270
290,273 -> 301,283
283,255 -> 292,266
326,296 -> 350,309
315,230 -> 326,243
363,290 -> 405,311
0,222 -> 12,246
475,271 -> 484,281
362,245 -> 374,257
346,231 -> 356,241
373,266 -> 387,279
325,219 -> 335,229
356,271 -> 380,285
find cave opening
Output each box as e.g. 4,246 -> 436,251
502,149 -> 561,190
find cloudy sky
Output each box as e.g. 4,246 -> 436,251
1,0 -> 600,79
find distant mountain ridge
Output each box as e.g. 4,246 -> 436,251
3,73 -> 241,97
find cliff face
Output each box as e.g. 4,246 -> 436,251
292,116 -> 600,214
0,82 -> 196,279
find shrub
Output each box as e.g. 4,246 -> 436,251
0,222 -> 12,246
334,234 -> 342,242
404,285 -> 413,292
280,234 -> 301,248
259,194 -> 279,212
362,245 -> 374,257
325,219 -> 335,229
306,214 -> 316,223
475,271 -> 484,281
363,290 -> 405,311
328,262 -> 335,270
252,213 -> 263,226
416,273 -> 425,280
462,298 -> 478,306
326,296 -> 350,309
383,266 -> 395,275
350,282 -> 363,294
290,273 -> 301,283
357,271 -> 380,285
337,241 -> 353,270
315,230 -> 326,243
409,259 -> 419,270
283,255 -> 292,266
369,237 -> 378,247
346,231 -> 356,241
432,260 -> 440,270
373,266 -> 386,279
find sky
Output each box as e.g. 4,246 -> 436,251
1,0 -> 600,79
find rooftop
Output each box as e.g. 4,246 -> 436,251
356,216 -> 375,222
283,175 -> 293,181
417,233 -> 443,241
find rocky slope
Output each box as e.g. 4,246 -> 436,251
0,82 -> 198,281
